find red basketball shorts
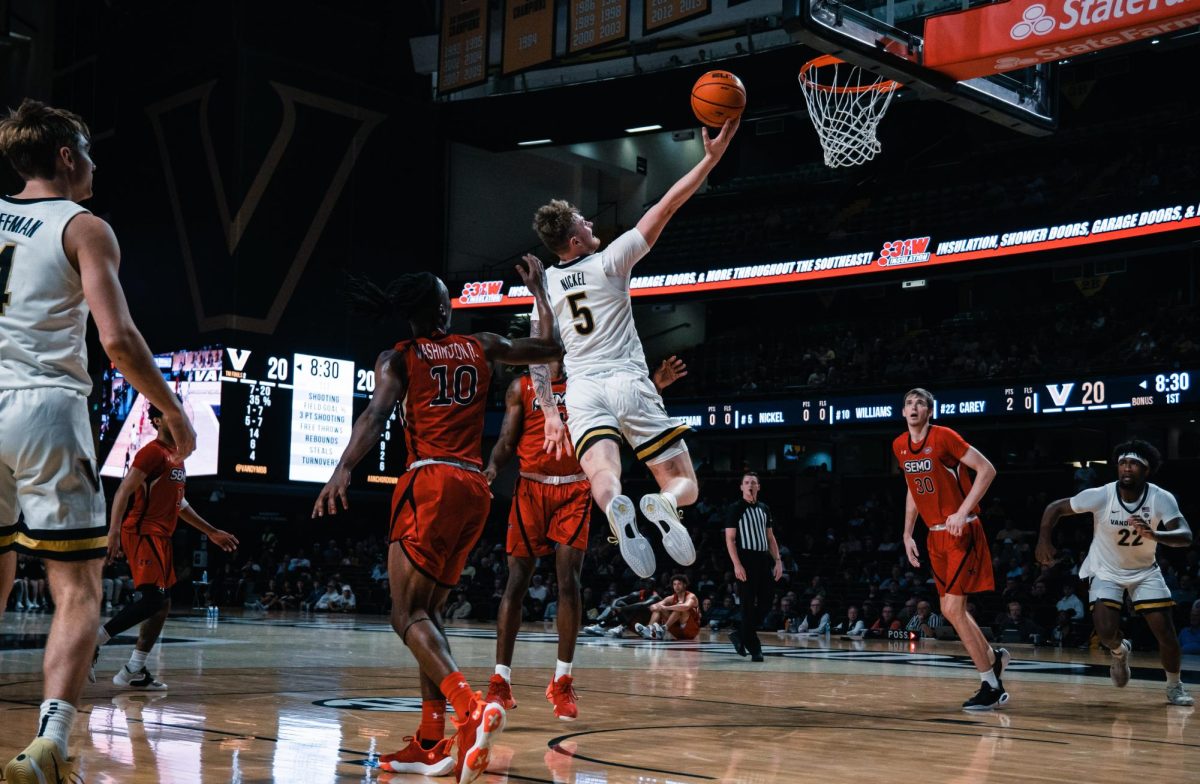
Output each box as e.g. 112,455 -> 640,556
390,463 -> 491,588
122,531 -> 176,590
927,519 -> 994,597
667,614 -> 700,640
506,477 -> 592,559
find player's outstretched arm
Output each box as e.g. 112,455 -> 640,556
477,255 -> 564,366
70,213 -> 196,461
1035,498 -> 1074,566
635,118 -> 739,249
178,501 -> 239,552
484,377 -> 525,484
313,349 -> 405,517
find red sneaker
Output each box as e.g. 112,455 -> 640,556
377,736 -> 454,776
546,674 -> 578,721
485,673 -> 518,710
453,692 -> 506,784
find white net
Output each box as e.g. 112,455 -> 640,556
798,56 -> 900,168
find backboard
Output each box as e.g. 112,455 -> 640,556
785,0 -> 1058,135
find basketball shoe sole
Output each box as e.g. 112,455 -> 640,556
457,701 -> 506,784
607,495 -> 655,578
639,493 -> 695,566
4,738 -> 74,784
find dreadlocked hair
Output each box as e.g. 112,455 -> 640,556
343,271 -> 439,323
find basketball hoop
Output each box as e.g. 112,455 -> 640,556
798,55 -> 901,168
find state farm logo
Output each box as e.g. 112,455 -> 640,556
458,280 -> 504,305
877,237 -> 931,267
1011,4 -> 1057,40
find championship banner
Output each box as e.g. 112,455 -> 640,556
924,0 -> 1200,80
439,0 -> 489,93
502,0 -> 555,75
453,196 -> 1200,308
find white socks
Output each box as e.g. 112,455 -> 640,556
127,648 -> 149,672
494,664 -> 511,683
37,699 -> 76,758
555,660 -> 573,679
1167,671 -> 1181,687
980,670 -> 999,688
96,627 -> 111,646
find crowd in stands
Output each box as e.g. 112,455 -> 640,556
8,467 -> 1200,659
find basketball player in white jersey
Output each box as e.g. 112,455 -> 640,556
528,117 -> 738,578
1036,439 -> 1193,706
0,99 -> 196,782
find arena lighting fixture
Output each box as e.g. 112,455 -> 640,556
517,138 -> 553,146
625,124 -> 663,133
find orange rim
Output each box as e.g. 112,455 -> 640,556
798,54 -> 901,95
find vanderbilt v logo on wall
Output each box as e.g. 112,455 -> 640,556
146,82 -> 385,333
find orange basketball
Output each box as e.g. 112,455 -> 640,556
690,70 -> 746,127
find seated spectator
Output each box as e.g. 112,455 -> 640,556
527,574 -> 549,604
314,581 -> 343,612
904,600 -> 943,638
445,590 -> 471,620
1056,582 -> 1085,621
338,584 -> 357,613
792,597 -> 831,634
994,600 -> 1043,643
870,604 -> 902,632
1180,600 -> 1200,655
833,605 -> 866,636
763,596 -> 799,631
259,579 -> 282,611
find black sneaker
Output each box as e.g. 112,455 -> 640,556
962,682 -> 1008,712
992,647 -> 1011,680
750,653 -> 765,663
88,645 -> 100,684
729,630 -> 747,657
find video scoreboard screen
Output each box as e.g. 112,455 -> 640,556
220,348 -> 405,486
99,349 -> 222,478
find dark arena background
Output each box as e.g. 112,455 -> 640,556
1,1 -> 1198,782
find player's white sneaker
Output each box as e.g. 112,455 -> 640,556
1167,683 -> 1194,706
1110,639 -> 1131,688
639,493 -> 695,566
604,626 -> 624,638
113,665 -> 168,691
582,624 -> 606,636
634,623 -> 657,640
606,495 -> 655,578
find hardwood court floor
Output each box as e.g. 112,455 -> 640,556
2,610 -> 1196,783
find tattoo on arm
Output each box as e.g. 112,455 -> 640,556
529,363 -> 557,416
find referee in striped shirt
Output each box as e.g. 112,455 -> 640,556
725,471 -> 783,661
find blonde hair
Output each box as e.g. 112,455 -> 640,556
532,199 -> 579,255
0,99 -> 90,181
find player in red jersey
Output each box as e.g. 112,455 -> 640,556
637,574 -> 701,641
314,260 -> 562,784
92,399 -> 238,690
482,348 -> 685,721
892,387 -> 1010,711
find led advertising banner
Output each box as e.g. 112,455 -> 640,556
453,195 -> 1200,309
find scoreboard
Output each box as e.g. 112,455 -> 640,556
219,348 -> 405,486
671,370 -> 1198,431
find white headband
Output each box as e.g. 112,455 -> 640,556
1117,453 -> 1149,467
